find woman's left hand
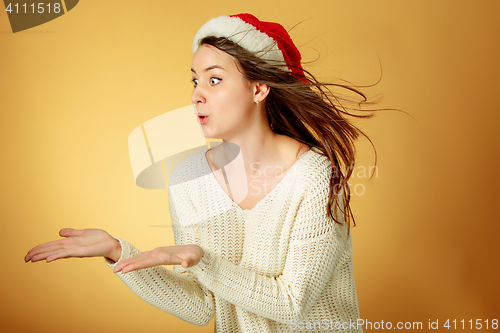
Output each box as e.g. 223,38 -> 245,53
113,244 -> 204,273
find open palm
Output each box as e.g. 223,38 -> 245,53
25,228 -> 121,263
113,244 -> 204,273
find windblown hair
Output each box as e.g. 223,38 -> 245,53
198,35 -> 377,233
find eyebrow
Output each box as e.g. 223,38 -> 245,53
191,65 -> 226,74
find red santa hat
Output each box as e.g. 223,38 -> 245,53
192,13 -> 305,79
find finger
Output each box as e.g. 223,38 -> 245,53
118,263 -> 136,274
115,256 -> 164,273
177,253 -> 188,268
113,256 -> 137,272
25,237 -> 70,257
25,243 -> 64,262
114,251 -> 159,271
26,240 -> 85,262
30,249 -> 66,263
120,259 -> 157,273
113,259 -> 127,272
177,251 -> 196,268
46,250 -> 72,262
59,228 -> 85,237
113,247 -> 179,273
26,239 -> 64,253
31,245 -> 89,262
180,256 -> 196,268
114,258 -> 135,273
114,257 -> 143,273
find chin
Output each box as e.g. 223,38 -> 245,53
201,130 -> 221,140
202,127 -> 227,140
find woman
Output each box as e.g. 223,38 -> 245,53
25,13 -> 371,333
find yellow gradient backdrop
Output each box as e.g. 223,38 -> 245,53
1,1 -> 499,332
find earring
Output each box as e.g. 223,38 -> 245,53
255,99 -> 259,105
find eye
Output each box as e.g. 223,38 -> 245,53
192,78 -> 199,88
210,77 -> 222,85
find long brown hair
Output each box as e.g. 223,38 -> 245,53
198,35 -> 377,233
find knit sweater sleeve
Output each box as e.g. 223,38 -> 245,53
103,189 -> 215,326
185,167 -> 350,324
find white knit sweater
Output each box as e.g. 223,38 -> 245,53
105,147 -> 363,333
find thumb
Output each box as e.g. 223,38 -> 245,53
59,228 -> 85,237
181,259 -> 190,268
177,253 -> 191,268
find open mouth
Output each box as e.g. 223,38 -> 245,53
197,115 -> 209,124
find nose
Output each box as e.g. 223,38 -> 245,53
191,85 -> 206,105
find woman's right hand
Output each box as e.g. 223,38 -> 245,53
24,228 -> 122,264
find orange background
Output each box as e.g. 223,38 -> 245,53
1,1 -> 499,332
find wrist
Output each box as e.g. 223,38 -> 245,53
105,239 -> 122,263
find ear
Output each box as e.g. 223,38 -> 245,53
253,82 -> 270,103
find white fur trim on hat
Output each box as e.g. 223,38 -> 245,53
192,15 -> 287,69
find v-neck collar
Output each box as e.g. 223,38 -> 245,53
203,148 -> 313,213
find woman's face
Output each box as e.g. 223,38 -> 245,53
191,44 -> 257,140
